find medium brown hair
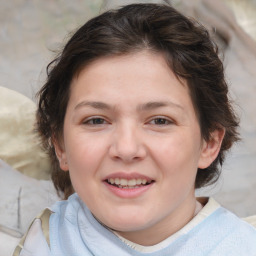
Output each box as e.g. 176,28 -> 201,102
36,3 -> 239,199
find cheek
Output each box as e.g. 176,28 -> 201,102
66,137 -> 104,198
65,133 -> 111,192
153,133 -> 200,177
155,138 -> 199,202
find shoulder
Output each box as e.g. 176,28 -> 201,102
211,200 -> 256,231
215,206 -> 256,234
13,209 -> 52,256
186,198 -> 256,254
244,215 -> 256,228
13,195 -> 81,256
204,198 -> 256,252
201,198 -> 256,233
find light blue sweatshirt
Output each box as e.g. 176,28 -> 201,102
47,193 -> 256,256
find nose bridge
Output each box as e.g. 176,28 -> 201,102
110,119 -> 145,161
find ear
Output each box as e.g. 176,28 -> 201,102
52,138 -> 69,171
198,128 -> 225,169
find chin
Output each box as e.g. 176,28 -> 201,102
103,213 -> 152,232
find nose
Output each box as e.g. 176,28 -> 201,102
109,122 -> 146,163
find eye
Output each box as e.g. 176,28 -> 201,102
148,117 -> 173,125
83,117 -> 108,125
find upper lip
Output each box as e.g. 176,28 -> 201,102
103,172 -> 154,182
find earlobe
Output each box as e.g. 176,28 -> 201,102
53,138 -> 69,171
198,128 -> 225,169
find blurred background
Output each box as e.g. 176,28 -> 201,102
0,0 -> 256,254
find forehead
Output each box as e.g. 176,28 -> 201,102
68,51 -> 194,112
72,51 -> 186,88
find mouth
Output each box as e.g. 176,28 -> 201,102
103,174 -> 155,198
105,178 -> 154,189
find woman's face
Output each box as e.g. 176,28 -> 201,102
56,51 -> 220,245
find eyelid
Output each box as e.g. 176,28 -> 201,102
147,116 -> 174,125
82,116 -> 110,125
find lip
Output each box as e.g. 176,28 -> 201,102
103,180 -> 154,199
104,172 -> 154,182
103,172 -> 155,199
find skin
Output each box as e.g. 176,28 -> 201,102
55,51 -> 224,246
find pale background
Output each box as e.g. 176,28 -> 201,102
1,0 -> 256,216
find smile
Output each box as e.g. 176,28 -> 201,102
103,174 -> 155,198
107,178 -> 153,189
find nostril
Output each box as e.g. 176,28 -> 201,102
109,143 -> 147,162
108,129 -> 146,161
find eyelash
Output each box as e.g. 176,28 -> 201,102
82,117 -> 109,125
82,116 -> 174,126
147,117 -> 173,126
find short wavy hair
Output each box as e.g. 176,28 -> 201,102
36,3 -> 239,199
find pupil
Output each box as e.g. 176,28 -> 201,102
93,118 -> 103,124
156,118 -> 166,124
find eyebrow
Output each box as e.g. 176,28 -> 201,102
74,101 -> 111,110
74,101 -> 184,111
137,101 -> 184,111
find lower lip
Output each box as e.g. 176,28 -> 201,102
103,181 -> 154,198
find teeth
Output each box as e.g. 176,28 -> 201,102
120,179 -> 128,186
119,185 -> 141,189
107,178 -> 149,187
128,179 -> 136,186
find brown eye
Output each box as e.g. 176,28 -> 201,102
83,118 -> 106,125
150,118 -> 172,125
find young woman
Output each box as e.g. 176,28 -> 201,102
14,3 -> 256,255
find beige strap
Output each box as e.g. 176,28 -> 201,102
38,208 -> 52,246
12,208 -> 52,256
243,215 -> 256,228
